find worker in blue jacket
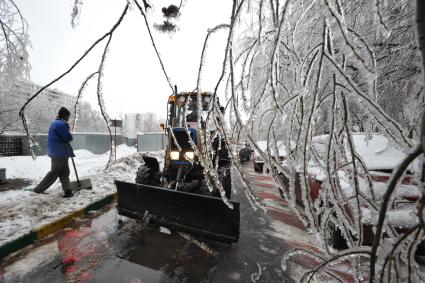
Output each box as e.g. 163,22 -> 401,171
34,107 -> 74,198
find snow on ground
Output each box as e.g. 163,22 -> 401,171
0,145 -> 164,247
0,144 -> 137,184
3,242 -> 59,281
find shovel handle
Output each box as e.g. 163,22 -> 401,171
54,128 -> 81,186
67,143 -> 81,185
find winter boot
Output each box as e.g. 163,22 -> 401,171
63,191 -> 74,198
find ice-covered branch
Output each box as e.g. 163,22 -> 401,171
96,35 -> 114,169
71,71 -> 99,132
369,144 -> 422,281
18,3 -> 129,158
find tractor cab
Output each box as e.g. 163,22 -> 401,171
168,92 -> 211,129
164,92 -> 212,180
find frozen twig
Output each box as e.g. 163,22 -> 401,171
134,0 -> 174,92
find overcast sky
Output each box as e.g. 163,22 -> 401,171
15,0 -> 232,119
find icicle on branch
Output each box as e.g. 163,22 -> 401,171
71,71 -> 99,132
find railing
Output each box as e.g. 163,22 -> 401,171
0,137 -> 22,156
0,133 -> 128,156
137,132 -> 167,152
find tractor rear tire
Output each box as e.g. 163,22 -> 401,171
135,164 -> 160,186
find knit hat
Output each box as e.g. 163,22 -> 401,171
58,107 -> 71,119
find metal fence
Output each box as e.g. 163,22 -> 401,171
0,168 -> 5,183
1,133 -> 128,156
137,132 -> 167,152
0,137 -> 22,156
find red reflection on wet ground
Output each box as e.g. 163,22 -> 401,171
58,228 -> 108,282
59,230 -> 92,266
0,264 -> 4,283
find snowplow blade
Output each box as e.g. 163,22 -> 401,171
115,180 -> 240,243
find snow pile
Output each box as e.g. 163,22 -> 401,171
362,207 -> 419,228
372,182 -> 421,200
0,144 -> 137,183
0,145 -> 150,247
311,133 -> 419,173
255,140 -> 287,157
350,134 -> 418,171
388,209 -> 420,228
338,176 -> 421,201
331,171 -> 420,228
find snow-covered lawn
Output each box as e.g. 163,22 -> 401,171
0,145 -> 147,247
0,145 -> 137,184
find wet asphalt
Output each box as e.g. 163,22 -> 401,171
7,163 -> 295,283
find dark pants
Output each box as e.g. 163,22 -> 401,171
34,158 -> 71,193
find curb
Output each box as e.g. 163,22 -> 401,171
0,193 -> 117,259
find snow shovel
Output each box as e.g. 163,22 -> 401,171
68,143 -> 92,191
115,180 -> 240,243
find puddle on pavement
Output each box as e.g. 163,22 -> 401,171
43,207 -> 220,282
90,206 -> 119,234
9,206 -> 218,282
90,220 -> 219,282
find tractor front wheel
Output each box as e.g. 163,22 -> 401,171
135,164 -> 160,186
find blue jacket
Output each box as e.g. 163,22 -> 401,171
47,118 -> 73,158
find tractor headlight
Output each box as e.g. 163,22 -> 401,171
185,151 -> 195,160
170,151 -> 180,160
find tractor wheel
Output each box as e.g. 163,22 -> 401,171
135,164 -> 160,186
254,163 -> 263,172
325,222 -> 348,250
